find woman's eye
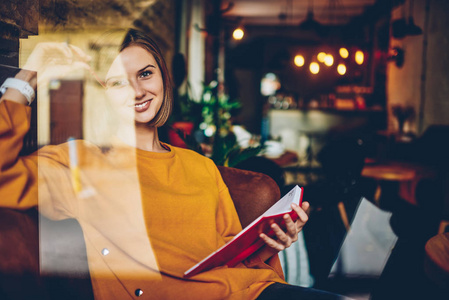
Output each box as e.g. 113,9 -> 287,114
140,70 -> 152,78
116,80 -> 128,86
106,79 -> 129,89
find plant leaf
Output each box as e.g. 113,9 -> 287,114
227,146 -> 263,168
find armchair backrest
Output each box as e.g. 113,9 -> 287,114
218,166 -> 280,227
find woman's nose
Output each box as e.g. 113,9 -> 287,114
132,81 -> 145,99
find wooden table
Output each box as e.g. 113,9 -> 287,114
424,232 -> 449,290
361,161 -> 436,207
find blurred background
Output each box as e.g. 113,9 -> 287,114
1,1 -> 449,299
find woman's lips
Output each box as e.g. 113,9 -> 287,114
134,100 -> 151,112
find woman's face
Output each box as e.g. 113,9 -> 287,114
105,45 -> 164,125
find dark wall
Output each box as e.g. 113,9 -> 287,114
0,0 -> 39,66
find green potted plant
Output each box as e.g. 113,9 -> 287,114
167,83 -> 203,148
175,81 -> 262,167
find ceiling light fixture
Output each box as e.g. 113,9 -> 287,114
298,0 -> 323,34
339,48 -> 349,59
337,64 -> 346,75
392,0 -> 422,38
232,27 -> 244,40
406,0 -> 423,36
294,55 -> 305,67
317,52 -> 326,63
309,62 -> 320,74
355,50 -> 364,65
324,54 -> 334,66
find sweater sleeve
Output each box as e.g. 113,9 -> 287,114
0,100 -> 39,209
0,100 -> 77,219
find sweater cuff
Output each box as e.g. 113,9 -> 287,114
0,99 -> 32,133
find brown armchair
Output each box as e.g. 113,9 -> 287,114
0,166 -> 280,300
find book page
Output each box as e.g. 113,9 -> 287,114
264,185 -> 301,216
231,185 -> 302,241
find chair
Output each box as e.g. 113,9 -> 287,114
424,232 -> 449,297
370,126 -> 449,300
416,125 -> 449,233
301,135 -> 375,288
0,166 -> 280,300
388,125 -> 449,233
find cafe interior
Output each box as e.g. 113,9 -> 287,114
0,0 -> 448,299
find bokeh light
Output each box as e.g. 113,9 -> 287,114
317,52 -> 326,63
337,64 -> 347,75
232,28 -> 244,40
355,50 -> 364,65
309,62 -> 320,74
324,54 -> 334,66
294,55 -> 305,67
339,48 -> 349,59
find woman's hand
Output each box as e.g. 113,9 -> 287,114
1,43 -> 91,105
22,42 -> 92,88
260,201 -> 310,251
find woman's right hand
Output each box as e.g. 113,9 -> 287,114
1,42 -> 92,105
22,42 -> 92,88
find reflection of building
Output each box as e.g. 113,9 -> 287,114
20,31 -> 128,146
47,79 -> 83,145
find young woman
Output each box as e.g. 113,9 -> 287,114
0,29 -> 347,299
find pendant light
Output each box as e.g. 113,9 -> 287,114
392,0 -> 422,38
299,0 -> 323,33
391,3 -> 408,38
406,0 -> 422,36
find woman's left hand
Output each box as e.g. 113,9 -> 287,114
259,201 -> 310,251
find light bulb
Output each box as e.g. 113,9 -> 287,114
310,62 -> 320,74
324,54 -> 334,66
317,52 -> 326,63
355,50 -> 364,65
337,64 -> 346,75
339,48 -> 349,59
294,55 -> 305,67
233,28 -> 244,40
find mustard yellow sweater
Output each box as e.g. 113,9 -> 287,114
0,100 -> 286,299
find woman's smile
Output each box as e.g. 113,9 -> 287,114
134,99 -> 152,112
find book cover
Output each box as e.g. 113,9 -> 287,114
184,185 -> 303,277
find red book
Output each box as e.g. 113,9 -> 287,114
184,185 -> 303,277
